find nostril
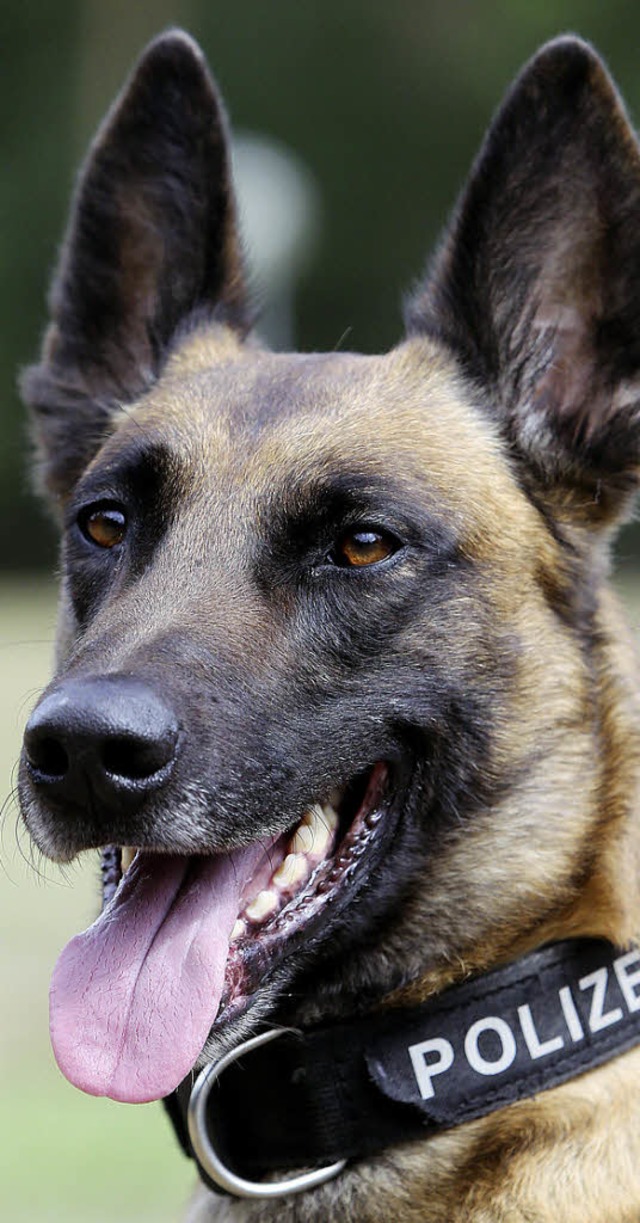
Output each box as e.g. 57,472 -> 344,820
101,734 -> 175,782
25,732 -> 69,780
23,676 -> 180,806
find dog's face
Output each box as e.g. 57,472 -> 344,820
18,33 -> 640,1107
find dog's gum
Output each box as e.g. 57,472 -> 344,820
364,808 -> 384,829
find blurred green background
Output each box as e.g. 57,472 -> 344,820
2,1 -> 640,1219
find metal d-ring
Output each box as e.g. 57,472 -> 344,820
187,1027 -> 347,1200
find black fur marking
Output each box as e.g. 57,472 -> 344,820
64,439 -> 184,624
256,470 -> 461,591
19,368 -> 118,506
22,31 -> 248,504
407,36 -> 640,517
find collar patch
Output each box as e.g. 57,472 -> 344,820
368,941 -> 640,1126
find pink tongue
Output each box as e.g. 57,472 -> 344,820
49,846 -> 267,1103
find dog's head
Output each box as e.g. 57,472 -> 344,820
18,32 -> 640,1104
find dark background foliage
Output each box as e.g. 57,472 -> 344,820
3,0 -> 640,569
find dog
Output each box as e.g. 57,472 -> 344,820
17,28 -> 640,1222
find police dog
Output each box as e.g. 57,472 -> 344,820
18,30 -> 640,1222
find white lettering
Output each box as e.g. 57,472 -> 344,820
408,1037 -> 455,1100
614,949 -> 640,1013
517,1003 -> 564,1059
559,985 -> 584,1042
579,966 -> 623,1032
464,1017 -> 517,1076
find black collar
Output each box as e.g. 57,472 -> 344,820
165,938 -> 640,1199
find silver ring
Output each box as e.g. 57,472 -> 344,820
187,1027 -> 347,1200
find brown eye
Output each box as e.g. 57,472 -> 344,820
79,505 -> 126,549
333,528 -> 398,568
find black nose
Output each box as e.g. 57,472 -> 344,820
23,675 -> 180,814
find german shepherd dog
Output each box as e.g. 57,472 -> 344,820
18,30 -> 640,1221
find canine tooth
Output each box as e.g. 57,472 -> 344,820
305,802 -> 326,826
273,852 -> 308,890
245,889 -> 279,922
310,818 -> 332,856
121,846 -> 136,873
291,824 -> 313,854
292,803 -> 334,856
230,919 -> 246,942
321,802 -> 339,831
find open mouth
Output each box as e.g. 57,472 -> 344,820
49,762 -> 392,1104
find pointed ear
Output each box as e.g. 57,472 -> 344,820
22,30 -> 248,503
407,37 -> 640,529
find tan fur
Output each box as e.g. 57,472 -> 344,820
86,330 -> 640,1221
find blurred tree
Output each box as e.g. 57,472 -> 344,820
3,0 -> 640,569
0,0 -> 77,569
74,0 -> 192,151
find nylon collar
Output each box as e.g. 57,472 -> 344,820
165,938 -> 640,1199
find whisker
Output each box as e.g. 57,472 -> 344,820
332,325 -> 353,352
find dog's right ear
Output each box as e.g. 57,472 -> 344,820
21,30 -> 247,504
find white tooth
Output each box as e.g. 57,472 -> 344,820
245,889 -> 279,923
309,817 -> 331,857
292,803 -> 334,856
273,852 -> 308,890
305,802 -> 326,827
121,846 -> 136,873
230,918 -> 246,942
291,823 -> 314,854
291,804 -> 319,853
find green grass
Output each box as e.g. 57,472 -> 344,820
2,572 -> 640,1221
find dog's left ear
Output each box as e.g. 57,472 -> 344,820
22,30 -> 247,504
407,37 -> 640,529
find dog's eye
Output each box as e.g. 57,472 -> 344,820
78,504 -> 127,549
331,528 -> 398,568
